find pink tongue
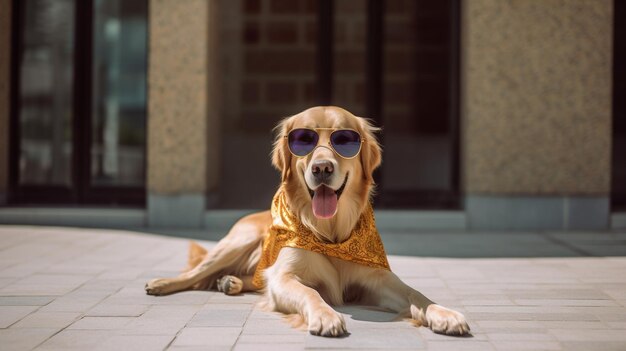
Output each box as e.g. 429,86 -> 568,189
312,185 -> 338,219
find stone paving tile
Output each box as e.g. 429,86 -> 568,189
478,319 -> 620,331
41,262 -> 111,276
120,305 -> 200,336
606,321 -> 626,329
513,298 -> 619,306
95,335 -> 174,351
86,303 -> 149,317
97,266 -> 148,280
538,321 -> 610,329
547,329 -> 626,341
168,347 -> 230,351
36,330 -> 112,350
305,327 -> 425,350
0,296 -> 56,306
234,344 -> 305,351
490,341 -> 562,350
460,298 -> 514,306
236,334 -> 305,344
0,277 -> 17,289
0,261 -> 64,279
13,311 -> 81,328
38,299 -> 104,313
0,328 -> 59,351
559,341 -> 626,351
171,327 -> 241,347
0,305 -> 39,327
486,332 -> 557,341
187,306 -> 251,327
504,289 -> 613,300
38,290 -> 112,313
67,316 -> 135,330
0,274 -> 93,296
103,288 -> 211,306
424,340 -> 494,351
1,225 -> 626,350
78,278 -> 133,292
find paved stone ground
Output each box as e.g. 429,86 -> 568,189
1,225 -> 626,350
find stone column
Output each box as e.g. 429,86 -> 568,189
147,0 -> 209,227
0,0 -> 10,205
462,0 -> 613,230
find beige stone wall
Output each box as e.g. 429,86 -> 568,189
0,0 -> 10,198
147,0 -> 208,194
462,0 -> 613,195
206,0 -> 222,194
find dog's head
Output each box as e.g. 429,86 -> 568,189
272,106 -> 381,240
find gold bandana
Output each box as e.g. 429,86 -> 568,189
252,190 -> 390,288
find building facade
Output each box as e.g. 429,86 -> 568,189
0,0 -> 623,230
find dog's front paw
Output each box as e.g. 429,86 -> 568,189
308,307 -> 347,337
417,304 -> 470,336
217,275 -> 243,295
145,278 -> 174,296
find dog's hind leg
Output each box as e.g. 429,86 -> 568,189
145,211 -> 270,296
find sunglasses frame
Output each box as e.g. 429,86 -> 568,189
285,128 -> 365,159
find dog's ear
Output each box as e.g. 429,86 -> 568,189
358,118 -> 382,184
272,117 -> 294,182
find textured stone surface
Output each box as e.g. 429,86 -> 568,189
462,0 -> 613,195
147,0 -> 208,194
0,225 -> 625,350
0,0 -> 10,198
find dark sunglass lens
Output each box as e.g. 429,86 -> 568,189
331,130 -> 361,157
288,129 -> 318,156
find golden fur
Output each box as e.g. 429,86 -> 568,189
145,106 -> 470,336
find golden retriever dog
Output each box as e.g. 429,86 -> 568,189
145,106 -> 470,336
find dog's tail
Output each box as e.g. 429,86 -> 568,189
182,241 -> 211,290
183,241 -> 208,273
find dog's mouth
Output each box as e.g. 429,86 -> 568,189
307,173 -> 348,220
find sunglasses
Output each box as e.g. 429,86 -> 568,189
286,128 -> 363,159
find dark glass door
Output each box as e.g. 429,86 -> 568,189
377,0 -> 460,208
320,0 -> 461,209
212,0 -> 460,209
10,0 -> 147,206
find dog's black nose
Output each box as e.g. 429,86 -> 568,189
312,159 -> 334,182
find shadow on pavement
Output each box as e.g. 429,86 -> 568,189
131,227 -> 626,258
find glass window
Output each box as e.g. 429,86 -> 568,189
18,0 -> 75,185
13,0 -> 147,205
91,0 -> 147,186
